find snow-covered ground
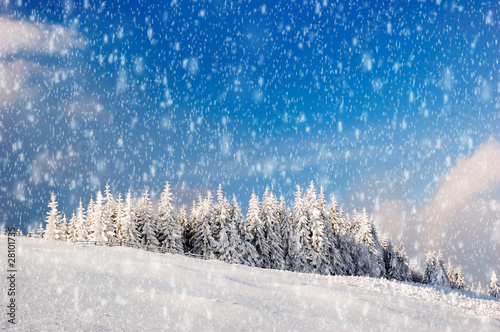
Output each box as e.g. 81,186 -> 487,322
1,236 -> 499,331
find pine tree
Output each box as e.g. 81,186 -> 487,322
423,251 -> 450,287
37,222 -> 44,238
59,214 -> 68,241
178,205 -> 189,252
235,196 -> 260,267
157,181 -> 182,252
247,191 -> 268,268
86,196 -> 95,238
119,190 -> 140,243
44,192 -> 62,240
183,201 -> 198,252
104,182 -> 118,241
136,189 -> 160,247
305,182 -> 330,275
452,266 -> 465,290
292,185 -> 309,272
395,243 -> 411,281
329,196 -> 343,235
74,199 -> 88,241
191,192 -> 217,258
278,195 -> 295,270
214,185 -> 240,263
382,236 -> 400,280
260,187 -> 284,270
327,199 -> 353,275
353,209 -> 385,278
67,212 -> 77,241
488,271 -> 500,298
409,259 -> 424,283
89,191 -> 106,242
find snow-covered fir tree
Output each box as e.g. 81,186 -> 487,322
235,196 -> 260,267
292,185 -> 309,272
452,266 -> 465,290
423,251 -> 450,287
409,259 -> 424,283
74,199 -> 88,241
104,182 -> 118,241
113,192 -> 124,240
191,192 -> 217,258
67,212 -> 77,241
119,190 -> 140,243
85,196 -> 95,238
278,195 -> 295,270
89,190 -> 112,242
37,222 -> 44,238
260,187 -> 284,270
488,271 -> 500,298
213,185 -> 240,264
304,182 -> 330,275
44,192 -> 63,240
157,181 -> 182,252
381,236 -> 400,280
394,243 -> 411,281
353,209 -> 385,278
178,205 -> 190,251
59,214 -> 68,241
136,189 -> 160,247
247,191 -> 268,268
327,199 -> 354,276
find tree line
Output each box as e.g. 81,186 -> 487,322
40,180 -> 500,298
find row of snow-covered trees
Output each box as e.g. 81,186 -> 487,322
41,181 -> 500,298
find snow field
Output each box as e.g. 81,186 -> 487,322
1,236 -> 499,331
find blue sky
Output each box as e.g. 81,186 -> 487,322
0,0 -> 498,283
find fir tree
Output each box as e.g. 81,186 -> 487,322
488,271 -> 500,298
157,181 -> 182,252
353,209 -> 385,278
409,259 -> 424,283
37,222 -> 44,238
292,185 -> 309,272
85,196 -> 95,238
395,243 -> 411,281
120,190 -> 140,243
104,182 -> 118,241
178,205 -> 189,252
44,192 -> 62,240
59,214 -> 68,241
382,236 -> 400,280
247,191 -> 268,268
74,199 -> 88,241
235,196 -> 260,267
136,189 -> 160,247
67,212 -> 77,241
278,195 -> 295,270
305,182 -> 330,275
191,192 -> 217,258
452,266 -> 465,290
89,191 -> 106,242
214,185 -> 240,264
260,187 -> 284,270
423,251 -> 450,287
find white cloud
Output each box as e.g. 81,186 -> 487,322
0,17 -> 85,107
0,17 -> 84,57
0,59 -> 42,104
375,138 -> 500,282
421,137 -> 500,248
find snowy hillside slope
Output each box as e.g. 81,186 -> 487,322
1,236 -> 499,331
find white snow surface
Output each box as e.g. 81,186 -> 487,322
1,236 -> 499,331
